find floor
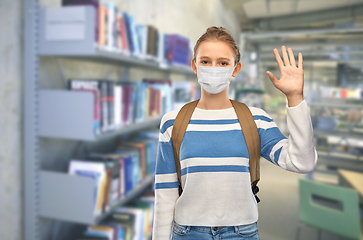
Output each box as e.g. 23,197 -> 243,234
257,159 -> 349,240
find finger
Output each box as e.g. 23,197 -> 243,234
298,52 -> 303,69
288,47 -> 296,67
266,71 -> 279,85
273,48 -> 284,69
281,46 -> 290,66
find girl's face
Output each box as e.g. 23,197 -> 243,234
192,40 -> 241,77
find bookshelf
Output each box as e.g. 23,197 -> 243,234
23,2 -> 195,240
39,171 -> 155,224
308,97 -> 363,175
38,5 -> 194,76
38,90 -> 162,141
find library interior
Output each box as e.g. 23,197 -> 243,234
1,0 -> 363,240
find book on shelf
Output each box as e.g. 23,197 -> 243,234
319,85 -> 363,99
68,79 -> 113,133
157,31 -> 168,68
114,84 -> 123,128
127,137 -> 157,176
68,160 -> 107,216
118,141 -> 148,181
68,79 -> 101,134
114,207 -> 145,240
114,135 -> 158,192
78,223 -> 127,240
114,148 -> 141,197
86,152 -> 125,211
117,81 -> 136,126
67,137 -> 156,217
118,12 -> 129,55
68,78 -> 173,135
126,200 -> 154,240
106,2 -> 117,52
166,34 -> 191,66
136,24 -> 148,60
107,212 -> 135,240
41,4 -> 193,68
85,225 -> 114,240
146,25 -> 157,60
88,197 -> 155,240
88,150 -> 142,203
142,78 -> 173,117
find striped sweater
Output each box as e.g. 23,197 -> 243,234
152,99 -> 318,239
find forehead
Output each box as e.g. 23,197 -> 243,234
196,40 -> 235,59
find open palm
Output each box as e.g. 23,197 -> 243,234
266,46 -> 304,97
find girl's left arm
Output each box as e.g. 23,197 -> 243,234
254,99 -> 318,173
257,45 -> 318,173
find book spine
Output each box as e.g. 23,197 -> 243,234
113,5 -> 118,50
107,81 -> 114,128
114,85 -> 121,127
122,85 -> 128,125
100,80 -> 109,131
120,85 -> 124,126
68,80 -> 100,134
125,156 -> 132,194
118,159 -> 124,198
122,12 -> 133,54
106,3 -> 114,50
98,5 -> 105,47
103,166 -> 113,212
119,14 -> 128,51
104,4 -> 109,48
128,14 -> 139,55
116,14 -> 122,51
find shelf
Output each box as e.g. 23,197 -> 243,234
44,49 -> 195,76
318,150 -> 363,161
38,5 -> 195,76
309,102 -> 363,109
314,129 -> 363,139
38,90 -> 161,141
39,170 -> 155,225
237,88 -> 265,94
95,173 -> 154,223
316,151 -> 363,172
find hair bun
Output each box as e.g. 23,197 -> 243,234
206,26 -> 229,33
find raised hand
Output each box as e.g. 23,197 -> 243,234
266,46 -> 304,107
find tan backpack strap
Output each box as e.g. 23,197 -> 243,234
171,99 -> 200,196
229,99 -> 261,187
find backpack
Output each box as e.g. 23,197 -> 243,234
171,98 -> 261,203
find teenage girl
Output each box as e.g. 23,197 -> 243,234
152,26 -> 318,240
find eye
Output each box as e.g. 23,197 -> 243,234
220,62 -> 229,66
200,60 -> 209,64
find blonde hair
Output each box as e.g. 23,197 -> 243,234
193,26 -> 240,65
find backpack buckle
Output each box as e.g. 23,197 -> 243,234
252,180 -> 260,203
178,183 -> 183,196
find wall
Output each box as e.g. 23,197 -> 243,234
0,0 -> 23,239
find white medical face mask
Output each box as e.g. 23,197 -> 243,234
195,62 -> 235,94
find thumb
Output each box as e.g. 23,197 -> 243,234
266,71 -> 278,85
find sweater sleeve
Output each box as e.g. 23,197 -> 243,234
152,112 -> 179,240
257,99 -> 318,173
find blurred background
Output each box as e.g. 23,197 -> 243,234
1,0 -> 363,239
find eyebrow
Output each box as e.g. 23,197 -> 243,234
199,56 -> 231,61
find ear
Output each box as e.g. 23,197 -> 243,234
232,62 -> 242,77
191,59 -> 197,75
